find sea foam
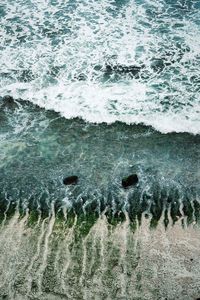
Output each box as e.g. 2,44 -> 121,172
0,0 -> 199,134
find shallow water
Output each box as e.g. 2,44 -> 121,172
0,99 -> 199,224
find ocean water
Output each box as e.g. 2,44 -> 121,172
0,1 -> 200,299
0,101 -> 200,222
0,0 -> 200,133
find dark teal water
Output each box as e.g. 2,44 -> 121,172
0,98 -> 199,225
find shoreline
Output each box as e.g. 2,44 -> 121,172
0,96 -> 199,299
0,212 -> 200,300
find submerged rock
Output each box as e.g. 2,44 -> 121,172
63,175 -> 78,185
122,174 -> 138,188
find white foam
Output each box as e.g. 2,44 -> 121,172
0,0 -> 200,134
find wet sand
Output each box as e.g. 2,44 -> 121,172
0,213 -> 200,300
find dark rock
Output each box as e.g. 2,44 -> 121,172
63,175 -> 78,186
122,174 -> 138,188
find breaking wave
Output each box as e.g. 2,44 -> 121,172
0,0 -> 200,134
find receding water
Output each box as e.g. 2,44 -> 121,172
1,212 -> 200,300
0,99 -> 199,299
0,99 -> 199,225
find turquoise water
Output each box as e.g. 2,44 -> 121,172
0,0 -> 200,254
0,1 -> 200,299
0,99 -> 199,225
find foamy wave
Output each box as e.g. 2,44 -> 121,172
1,80 -> 200,134
0,0 -> 200,134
